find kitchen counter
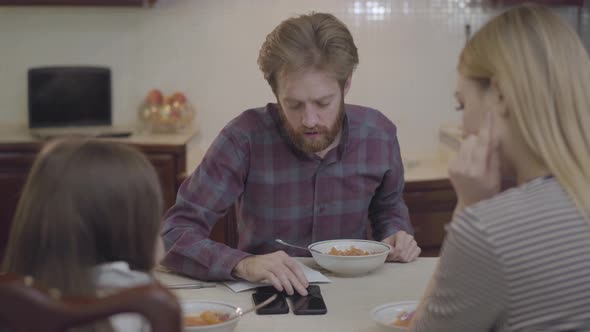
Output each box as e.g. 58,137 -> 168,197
0,124 -> 203,174
400,124 -> 462,182
403,151 -> 451,182
0,124 -> 461,182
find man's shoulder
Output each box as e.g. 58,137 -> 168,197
224,104 -> 277,138
345,104 -> 397,137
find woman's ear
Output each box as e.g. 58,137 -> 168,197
489,79 -> 509,119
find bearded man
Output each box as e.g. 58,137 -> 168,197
161,13 -> 420,296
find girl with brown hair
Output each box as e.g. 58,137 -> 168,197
2,138 -> 165,332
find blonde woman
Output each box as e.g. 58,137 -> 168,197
411,4 -> 590,331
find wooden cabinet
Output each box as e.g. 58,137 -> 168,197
0,137 -> 193,260
147,154 -> 177,210
404,179 -> 457,257
0,150 -> 37,261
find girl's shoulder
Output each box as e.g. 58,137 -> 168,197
93,261 -> 152,291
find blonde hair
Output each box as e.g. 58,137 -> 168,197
459,4 -> 590,220
258,12 -> 359,93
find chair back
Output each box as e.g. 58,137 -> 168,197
0,272 -> 182,332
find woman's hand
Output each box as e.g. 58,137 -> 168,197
449,112 -> 502,213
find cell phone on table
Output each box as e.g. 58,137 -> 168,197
252,286 -> 289,315
289,285 -> 327,315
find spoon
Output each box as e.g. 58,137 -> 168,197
275,239 -> 323,254
229,293 -> 278,319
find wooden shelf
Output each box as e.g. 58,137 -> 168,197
0,0 -> 156,7
486,0 -> 584,6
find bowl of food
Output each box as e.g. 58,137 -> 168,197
182,300 -> 240,332
308,239 -> 391,276
370,301 -> 418,331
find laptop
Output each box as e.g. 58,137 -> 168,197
28,66 -> 132,139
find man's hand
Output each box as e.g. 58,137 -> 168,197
382,231 -> 420,262
233,251 -> 309,295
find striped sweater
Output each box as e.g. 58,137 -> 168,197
413,176 -> 590,331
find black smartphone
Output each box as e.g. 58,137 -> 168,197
289,285 -> 327,315
252,287 -> 289,315
255,285 -> 285,295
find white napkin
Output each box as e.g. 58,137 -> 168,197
223,261 -> 331,292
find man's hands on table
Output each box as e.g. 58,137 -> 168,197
233,251 -> 309,296
232,231 -> 419,295
382,231 -> 421,262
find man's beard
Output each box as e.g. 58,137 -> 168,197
279,100 -> 345,154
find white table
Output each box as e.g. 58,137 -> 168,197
156,257 -> 438,332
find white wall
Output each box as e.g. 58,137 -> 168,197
0,0 -> 587,156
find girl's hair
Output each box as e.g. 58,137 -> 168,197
2,139 -> 163,296
459,4 -> 590,220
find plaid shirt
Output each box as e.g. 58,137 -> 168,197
161,103 -> 412,280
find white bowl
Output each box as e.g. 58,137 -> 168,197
308,239 -> 391,276
182,300 -> 240,332
370,301 -> 418,331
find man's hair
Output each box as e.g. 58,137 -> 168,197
258,12 -> 359,93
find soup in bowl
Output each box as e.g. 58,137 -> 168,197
371,301 -> 418,331
308,239 -> 391,276
182,300 -> 240,332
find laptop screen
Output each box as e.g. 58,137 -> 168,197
28,67 -> 111,128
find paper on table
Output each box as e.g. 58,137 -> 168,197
223,261 -> 331,292
154,267 -> 216,288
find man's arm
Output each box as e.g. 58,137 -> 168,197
160,127 -> 310,294
369,131 -> 413,239
368,131 -> 419,261
160,129 -> 250,280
